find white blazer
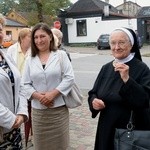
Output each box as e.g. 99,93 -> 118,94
0,50 -> 28,133
22,50 -> 74,109
7,42 -> 18,63
7,42 -> 31,63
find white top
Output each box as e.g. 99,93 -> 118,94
22,50 -> 74,109
0,49 -> 28,133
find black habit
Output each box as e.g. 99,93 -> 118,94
88,57 -> 150,150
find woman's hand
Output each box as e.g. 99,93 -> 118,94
114,62 -> 129,83
39,89 -> 60,107
92,98 -> 105,110
32,91 -> 45,101
12,115 -> 24,129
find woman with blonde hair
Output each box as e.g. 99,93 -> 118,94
7,27 -> 31,74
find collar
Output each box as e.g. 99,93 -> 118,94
114,53 -> 135,64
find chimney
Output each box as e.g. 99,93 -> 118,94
105,0 -> 109,4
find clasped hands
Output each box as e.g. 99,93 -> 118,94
37,92 -> 55,107
33,89 -> 60,108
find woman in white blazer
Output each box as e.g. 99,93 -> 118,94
0,14 -> 28,149
7,27 -> 32,146
22,23 -> 74,150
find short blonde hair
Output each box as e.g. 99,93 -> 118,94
51,28 -> 63,39
18,28 -> 31,43
51,28 -> 63,48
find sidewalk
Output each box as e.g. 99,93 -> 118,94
65,45 -> 150,55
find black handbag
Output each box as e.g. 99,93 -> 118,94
0,128 -> 22,149
114,111 -> 150,150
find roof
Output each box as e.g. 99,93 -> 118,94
5,18 -> 27,27
116,1 -> 141,8
137,6 -> 150,18
59,0 -> 118,17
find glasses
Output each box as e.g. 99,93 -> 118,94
110,40 -> 130,47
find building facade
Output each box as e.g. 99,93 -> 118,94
116,1 -> 141,17
58,0 -> 137,46
137,6 -> 150,44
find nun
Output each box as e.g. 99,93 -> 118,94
88,27 -> 150,150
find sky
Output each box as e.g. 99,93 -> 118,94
70,0 -> 150,7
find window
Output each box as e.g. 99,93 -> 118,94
76,20 -> 87,36
5,31 -> 12,40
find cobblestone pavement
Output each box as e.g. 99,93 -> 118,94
68,90 -> 98,150
22,45 -> 150,150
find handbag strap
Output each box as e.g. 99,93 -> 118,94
127,111 -> 134,131
58,50 -> 64,78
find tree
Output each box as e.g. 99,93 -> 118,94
42,0 -> 71,16
0,0 -> 71,25
0,0 -> 18,15
17,0 -> 37,12
17,0 -> 71,23
35,0 -> 43,22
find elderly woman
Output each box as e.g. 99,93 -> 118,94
0,14 -> 28,149
88,27 -> 150,150
7,27 -> 32,146
22,23 -> 74,150
51,28 -> 71,61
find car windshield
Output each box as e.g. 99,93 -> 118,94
100,35 -> 109,39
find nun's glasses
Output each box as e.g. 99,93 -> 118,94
109,40 -> 130,47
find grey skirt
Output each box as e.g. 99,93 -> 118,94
32,106 -> 69,150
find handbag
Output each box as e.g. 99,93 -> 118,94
114,111 -> 150,150
59,50 -> 83,108
63,82 -> 83,108
0,128 -> 22,149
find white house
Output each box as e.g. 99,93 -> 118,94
58,0 -> 138,45
67,17 -> 137,44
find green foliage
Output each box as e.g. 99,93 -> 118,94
42,0 -> 71,16
0,0 -> 18,15
17,0 -> 37,12
0,0 -> 71,25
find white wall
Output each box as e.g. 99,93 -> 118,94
67,17 -> 137,43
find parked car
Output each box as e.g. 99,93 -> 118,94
97,34 -> 110,50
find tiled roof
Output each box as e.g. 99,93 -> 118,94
17,11 -> 51,23
116,1 -> 141,8
5,18 -> 27,27
137,6 -> 150,18
64,0 -> 118,16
